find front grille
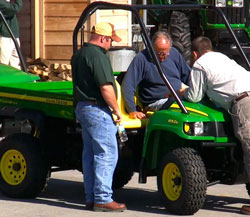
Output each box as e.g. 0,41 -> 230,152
206,7 -> 245,24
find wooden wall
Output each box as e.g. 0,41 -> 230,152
97,0 -> 131,47
18,0 -> 131,64
18,0 -> 34,60
43,0 -> 131,63
43,0 -> 88,63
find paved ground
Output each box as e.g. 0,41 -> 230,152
0,170 -> 249,217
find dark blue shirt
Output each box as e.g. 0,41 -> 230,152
121,47 -> 190,113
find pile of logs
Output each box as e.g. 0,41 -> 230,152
27,58 -> 72,81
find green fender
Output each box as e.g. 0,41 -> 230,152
141,101 -> 229,171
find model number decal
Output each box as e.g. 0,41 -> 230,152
0,92 -> 73,106
168,119 -> 178,124
45,98 -> 71,106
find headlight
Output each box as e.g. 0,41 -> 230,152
184,122 -> 204,136
232,0 -> 244,7
183,121 -> 228,137
194,122 -> 204,135
215,0 -> 226,7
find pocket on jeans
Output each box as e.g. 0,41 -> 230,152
87,114 -> 101,127
76,105 -> 101,128
85,108 -> 102,127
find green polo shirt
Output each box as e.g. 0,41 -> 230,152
72,43 -> 117,106
0,0 -> 23,38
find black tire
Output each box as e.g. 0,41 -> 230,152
157,147 -> 207,215
0,133 -> 49,198
112,169 -> 134,189
169,11 -> 192,65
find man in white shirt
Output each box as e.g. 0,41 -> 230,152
183,36 -> 250,215
0,0 -> 23,69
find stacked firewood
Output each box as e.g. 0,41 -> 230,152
27,58 -> 72,81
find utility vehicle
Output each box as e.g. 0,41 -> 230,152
0,2 -> 249,215
137,0 -> 250,65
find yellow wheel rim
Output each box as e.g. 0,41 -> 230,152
0,149 -> 27,185
162,162 -> 182,201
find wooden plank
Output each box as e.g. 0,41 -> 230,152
30,1 -> 35,59
18,15 -> 31,28
45,17 -> 79,31
20,1 -> 31,12
44,0 -> 127,3
112,0 -> 130,2
39,0 -> 44,59
48,60 -> 71,65
18,0 -> 32,59
45,45 -> 73,60
20,42 -> 31,59
99,15 -> 129,27
19,29 -> 31,42
45,31 -> 90,45
45,30 -> 128,46
45,2 -> 87,17
90,0 -> 129,3
99,9 -> 129,16
45,0 -> 86,2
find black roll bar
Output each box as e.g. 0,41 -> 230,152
0,11 -> 27,72
72,2 -> 250,114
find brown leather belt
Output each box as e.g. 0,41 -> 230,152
235,92 -> 250,102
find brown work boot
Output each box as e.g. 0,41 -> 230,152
93,201 -> 127,212
241,205 -> 250,215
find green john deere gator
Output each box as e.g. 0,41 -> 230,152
140,0 -> 250,66
0,2 -> 249,215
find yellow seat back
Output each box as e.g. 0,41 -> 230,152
115,80 -> 148,129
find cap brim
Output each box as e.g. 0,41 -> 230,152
111,34 -> 122,42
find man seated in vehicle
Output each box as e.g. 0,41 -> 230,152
121,31 -> 190,119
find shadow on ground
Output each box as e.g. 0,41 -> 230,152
0,177 -> 248,216
202,194 -> 249,215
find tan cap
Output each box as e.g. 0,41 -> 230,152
92,22 -> 121,42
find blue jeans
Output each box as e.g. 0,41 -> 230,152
75,101 -> 118,204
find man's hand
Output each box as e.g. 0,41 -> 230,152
100,83 -> 122,123
178,88 -> 187,96
112,109 -> 122,123
129,111 -> 146,119
165,88 -> 187,98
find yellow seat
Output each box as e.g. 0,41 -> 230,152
115,80 -> 148,129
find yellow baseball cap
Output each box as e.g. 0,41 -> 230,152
92,22 -> 121,42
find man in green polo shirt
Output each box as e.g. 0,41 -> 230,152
71,22 -> 126,212
0,0 -> 23,69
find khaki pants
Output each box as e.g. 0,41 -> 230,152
231,92 -> 250,181
0,36 -> 20,69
